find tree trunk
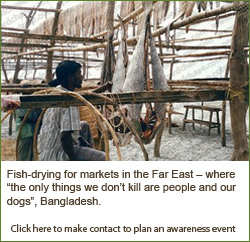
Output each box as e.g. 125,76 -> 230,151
229,6 -> 249,161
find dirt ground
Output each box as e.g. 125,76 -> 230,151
1,138 -> 16,161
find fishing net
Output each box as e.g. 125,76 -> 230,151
233,1 -> 249,30
231,2 -> 248,23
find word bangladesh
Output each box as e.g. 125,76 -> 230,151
7,197 -> 100,208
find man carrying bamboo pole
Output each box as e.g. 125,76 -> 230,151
37,60 -> 105,161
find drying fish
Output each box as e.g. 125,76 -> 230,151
184,1 -> 196,33
105,14 -> 131,147
100,36 -> 116,85
107,2 -> 163,150
165,1 -> 195,44
150,35 -> 169,120
111,15 -> 129,93
165,1 -> 188,45
102,15 -> 132,146
122,2 -> 152,124
209,1 -> 213,9
215,1 -> 220,32
141,34 -> 169,144
196,1 -> 220,33
197,1 -> 207,12
107,2 -> 153,148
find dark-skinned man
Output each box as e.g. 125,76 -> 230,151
38,60 -> 105,161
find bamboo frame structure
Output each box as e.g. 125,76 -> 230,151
14,89 -> 249,109
1,1 -> 242,62
1,32 -> 105,43
1,5 -> 61,12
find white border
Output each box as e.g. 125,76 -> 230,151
224,161 -> 249,241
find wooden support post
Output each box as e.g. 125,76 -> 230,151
208,111 -> 213,136
100,1 -> 116,85
83,51 -> 87,81
192,108 -> 195,130
167,2 -> 177,135
167,104 -> 173,134
229,8 -> 249,160
221,102 -> 226,146
33,69 -> 37,79
201,102 -> 204,127
154,125 -> 164,157
216,111 -> 221,134
168,112 -> 172,134
183,108 -> 189,131
45,1 -> 63,82
8,113 -> 13,136
221,57 -> 230,147
169,1 -> 177,80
